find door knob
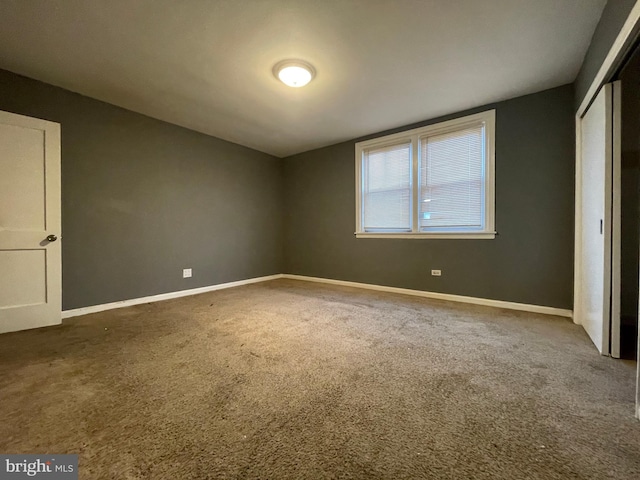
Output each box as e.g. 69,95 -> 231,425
46,234 -> 57,242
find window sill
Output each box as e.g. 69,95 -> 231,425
355,232 -> 496,240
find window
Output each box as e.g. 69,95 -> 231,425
355,110 -> 495,239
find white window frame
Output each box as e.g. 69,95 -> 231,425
355,110 -> 496,239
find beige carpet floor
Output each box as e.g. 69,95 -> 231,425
0,279 -> 639,479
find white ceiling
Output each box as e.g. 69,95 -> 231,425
0,0 -> 606,157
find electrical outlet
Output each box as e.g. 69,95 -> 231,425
431,269 -> 442,276
183,268 -> 192,278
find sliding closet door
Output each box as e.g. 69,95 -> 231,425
578,82 -> 621,356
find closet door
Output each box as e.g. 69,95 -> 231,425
578,82 -> 621,356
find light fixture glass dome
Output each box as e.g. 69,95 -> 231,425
274,60 -> 315,88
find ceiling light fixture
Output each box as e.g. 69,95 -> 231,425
273,60 -> 315,88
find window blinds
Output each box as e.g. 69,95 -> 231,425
363,142 -> 411,231
420,125 -> 484,230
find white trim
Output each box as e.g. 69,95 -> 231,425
355,232 -> 496,240
62,274 -> 284,319
62,272 -> 573,321
611,80 -> 622,358
355,110 -> 496,238
282,274 -> 572,318
573,117 -> 583,326
576,1 -> 640,118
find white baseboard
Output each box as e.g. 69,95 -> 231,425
62,274 -> 284,319
282,274 -> 573,318
62,272 -> 573,320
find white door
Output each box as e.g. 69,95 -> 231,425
578,82 -> 621,356
0,110 -> 61,334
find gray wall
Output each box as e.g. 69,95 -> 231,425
283,85 -> 575,309
575,0 -> 637,110
0,69 -> 283,310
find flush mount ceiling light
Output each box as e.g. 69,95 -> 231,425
273,60 -> 315,88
